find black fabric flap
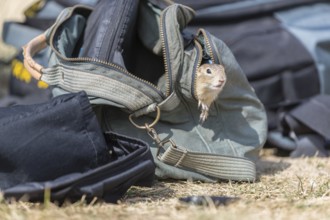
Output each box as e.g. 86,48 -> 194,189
289,94 -> 330,140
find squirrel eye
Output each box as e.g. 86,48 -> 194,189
206,68 -> 212,74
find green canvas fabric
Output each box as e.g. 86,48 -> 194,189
35,1 -> 267,182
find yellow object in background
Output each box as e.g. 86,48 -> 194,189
11,59 -> 48,89
24,0 -> 46,18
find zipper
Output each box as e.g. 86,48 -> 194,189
192,39 -> 203,100
198,29 -> 218,64
49,5 -> 166,100
193,28 -> 222,100
159,8 -> 172,97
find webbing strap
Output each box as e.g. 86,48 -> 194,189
159,145 -> 256,182
41,65 -> 158,111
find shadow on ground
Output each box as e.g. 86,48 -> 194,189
256,158 -> 291,177
123,181 -> 175,203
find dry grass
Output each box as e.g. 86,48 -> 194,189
1,151 -> 330,220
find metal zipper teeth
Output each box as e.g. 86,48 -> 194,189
159,9 -> 171,97
199,29 -> 216,63
49,6 -> 165,99
193,39 -> 203,100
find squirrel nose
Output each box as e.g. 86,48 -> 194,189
219,79 -> 225,83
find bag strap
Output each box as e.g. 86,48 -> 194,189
22,4 -> 189,113
159,145 -> 256,181
22,28 -> 163,112
129,107 -> 256,182
22,4 -> 195,113
22,33 -> 47,81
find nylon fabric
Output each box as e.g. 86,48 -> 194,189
0,92 -> 110,189
26,1 -> 267,182
0,91 -> 155,203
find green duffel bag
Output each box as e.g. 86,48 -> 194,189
23,0 -> 267,182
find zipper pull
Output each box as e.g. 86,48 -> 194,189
194,35 -> 212,64
202,52 -> 213,64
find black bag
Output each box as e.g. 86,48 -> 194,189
268,94 -> 330,157
0,92 -> 155,203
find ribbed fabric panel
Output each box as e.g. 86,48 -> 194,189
159,146 -> 256,181
41,66 -> 155,111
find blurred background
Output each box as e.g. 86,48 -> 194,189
0,0 -> 36,97
0,0 -> 36,54
0,1 -> 36,31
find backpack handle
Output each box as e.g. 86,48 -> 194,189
22,33 -> 47,81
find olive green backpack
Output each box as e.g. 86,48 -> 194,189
23,0 -> 267,182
